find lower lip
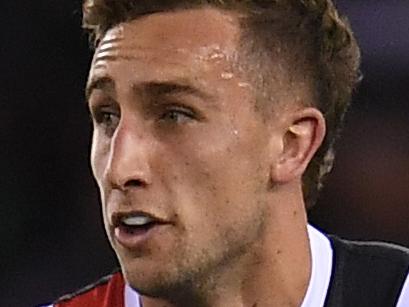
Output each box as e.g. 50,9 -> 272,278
114,224 -> 165,249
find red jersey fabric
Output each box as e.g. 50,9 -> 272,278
54,271 -> 125,307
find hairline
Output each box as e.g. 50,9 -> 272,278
93,5 -> 303,116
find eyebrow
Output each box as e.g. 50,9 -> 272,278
140,81 -> 214,102
85,76 -> 115,101
86,77 -> 215,104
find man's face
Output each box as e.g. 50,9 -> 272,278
88,8 -> 283,295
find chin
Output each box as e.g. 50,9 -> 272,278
120,256 -> 170,292
121,256 -> 202,300
123,267 -> 177,298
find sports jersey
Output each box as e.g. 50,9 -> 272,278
41,225 -> 409,307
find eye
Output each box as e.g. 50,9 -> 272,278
100,111 -> 119,126
160,106 -> 195,124
91,107 -> 120,134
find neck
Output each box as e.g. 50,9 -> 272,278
142,187 -> 311,307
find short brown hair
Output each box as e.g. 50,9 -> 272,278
82,0 -> 361,208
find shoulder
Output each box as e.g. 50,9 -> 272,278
324,235 -> 409,307
53,269 -> 125,307
328,234 -> 409,267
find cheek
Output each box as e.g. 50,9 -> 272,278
173,159 -> 267,256
90,133 -> 112,231
90,130 -> 110,185
172,136 -> 268,226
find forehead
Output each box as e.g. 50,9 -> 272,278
88,7 -> 254,105
94,7 -> 241,66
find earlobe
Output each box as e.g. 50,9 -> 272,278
271,108 -> 326,183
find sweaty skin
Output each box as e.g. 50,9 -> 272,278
88,7 -> 324,307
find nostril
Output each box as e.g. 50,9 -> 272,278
124,179 -> 145,188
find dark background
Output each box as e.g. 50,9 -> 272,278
1,1 -> 408,306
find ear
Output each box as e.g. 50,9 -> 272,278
270,108 -> 326,183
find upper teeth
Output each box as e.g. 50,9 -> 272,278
122,216 -> 153,226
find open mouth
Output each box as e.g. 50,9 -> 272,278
112,212 -> 169,248
118,215 -> 160,235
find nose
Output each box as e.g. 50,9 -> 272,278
104,120 -> 152,191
